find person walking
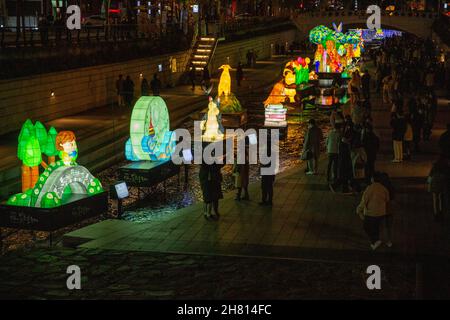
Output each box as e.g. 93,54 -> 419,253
123,75 -> 134,108
116,75 -> 125,106
202,66 -> 210,88
150,73 -> 162,96
411,101 -> 424,152
260,162 -> 275,206
427,156 -> 450,219
141,77 -> 150,96
199,162 -> 223,220
233,150 -> 250,201
361,69 -> 371,101
189,63 -> 196,91
357,172 -> 391,250
403,114 -> 413,160
326,123 -> 342,185
390,111 -> 406,163
334,135 -> 354,194
302,119 -> 323,175
362,124 -> 380,184
382,73 -> 393,105
236,62 -> 244,87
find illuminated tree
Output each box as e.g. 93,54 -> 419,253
44,126 -> 59,164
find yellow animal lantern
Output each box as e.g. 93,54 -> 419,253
218,64 -> 232,97
264,81 -> 286,106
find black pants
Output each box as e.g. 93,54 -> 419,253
261,175 -> 275,203
327,153 -> 339,183
363,216 -> 383,244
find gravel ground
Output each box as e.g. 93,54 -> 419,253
0,247 -> 419,299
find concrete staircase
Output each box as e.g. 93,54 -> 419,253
189,37 -> 218,77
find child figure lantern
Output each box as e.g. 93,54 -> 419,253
8,120 -> 103,208
56,131 -> 78,166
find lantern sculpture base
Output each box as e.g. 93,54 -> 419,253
119,160 -> 180,188
0,191 -> 108,232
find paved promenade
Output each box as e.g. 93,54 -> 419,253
64,87 -> 450,262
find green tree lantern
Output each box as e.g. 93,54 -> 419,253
23,135 -> 42,167
34,121 -> 48,149
44,126 -> 58,164
17,127 -> 32,161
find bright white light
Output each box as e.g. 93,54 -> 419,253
115,182 -> 129,199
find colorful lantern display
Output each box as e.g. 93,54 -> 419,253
309,24 -> 364,74
125,96 -> 176,161
7,120 -> 103,208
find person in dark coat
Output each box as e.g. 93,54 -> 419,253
260,163 -> 275,206
116,74 -> 125,106
302,119 -> 323,175
361,69 -> 371,101
202,66 -> 210,88
150,73 -> 161,96
141,77 -> 150,96
362,124 -> 380,184
123,75 -> 134,107
189,63 -> 196,91
333,135 -> 353,194
233,145 -> 250,201
236,62 -> 244,87
199,162 -> 223,220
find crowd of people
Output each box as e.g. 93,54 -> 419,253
300,34 -> 449,250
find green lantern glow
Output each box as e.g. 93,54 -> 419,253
23,135 -> 42,167
129,96 -> 170,160
44,127 -> 58,157
41,192 -> 60,208
18,127 -> 32,161
34,121 -> 48,149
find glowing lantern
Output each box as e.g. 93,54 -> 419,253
23,135 -> 42,167
43,126 -> 59,164
126,96 -> 175,161
201,97 -> 224,142
34,121 -> 48,148
218,65 -> 232,97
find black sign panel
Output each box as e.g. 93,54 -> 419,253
119,160 -> 180,187
0,192 -> 108,232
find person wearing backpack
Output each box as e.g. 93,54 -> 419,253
427,156 -> 450,219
